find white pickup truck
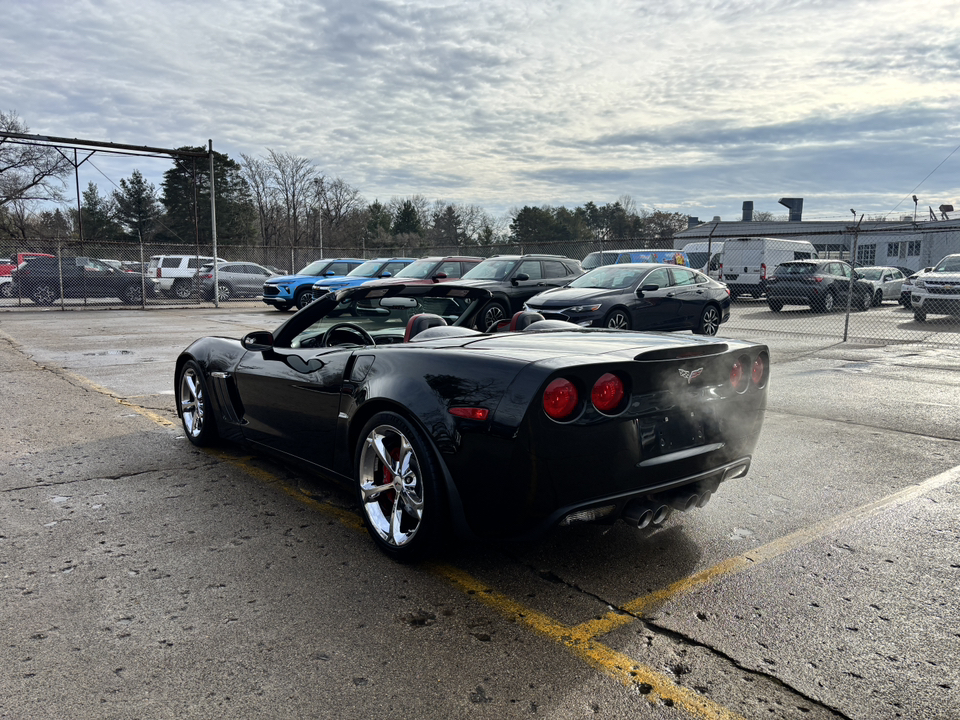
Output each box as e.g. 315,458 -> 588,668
911,253 -> 960,322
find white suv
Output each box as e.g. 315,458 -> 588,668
911,254 -> 960,322
147,254 -> 224,298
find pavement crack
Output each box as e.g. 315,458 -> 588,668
507,551 -> 855,719
1,467 -> 199,494
631,614 -> 855,720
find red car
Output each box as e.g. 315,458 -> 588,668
361,256 -> 482,287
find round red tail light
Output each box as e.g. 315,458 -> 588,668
591,373 -> 624,414
751,355 -> 766,386
543,378 -> 578,420
730,356 -> 749,393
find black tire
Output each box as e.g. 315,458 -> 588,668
274,302 -> 292,312
172,279 -> 193,300
355,411 -> 447,561
479,300 -> 508,330
855,291 -> 870,311
693,304 -> 721,335
216,282 -> 232,302
873,290 -> 883,307
295,288 -> 313,310
768,300 -> 783,312
0,282 -> 12,298
177,360 -> 219,446
120,283 -> 144,305
604,308 -> 631,330
31,284 -> 58,306
914,308 -> 927,323
818,291 -> 835,313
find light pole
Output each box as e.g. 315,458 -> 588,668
913,195 -> 918,223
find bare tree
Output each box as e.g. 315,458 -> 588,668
266,149 -> 320,247
315,176 -> 365,246
240,152 -> 279,245
0,111 -> 71,209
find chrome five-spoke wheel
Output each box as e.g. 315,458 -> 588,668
355,412 -> 444,560
178,361 -> 218,446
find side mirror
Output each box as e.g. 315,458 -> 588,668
431,272 -> 448,282
242,331 -> 275,352
324,270 -> 336,276
637,284 -> 659,296
511,272 -> 530,285
379,271 -> 392,278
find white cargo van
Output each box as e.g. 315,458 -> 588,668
681,241 -> 724,279
719,237 -> 818,298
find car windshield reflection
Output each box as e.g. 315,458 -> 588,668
568,266 -> 645,289
290,290 -> 475,348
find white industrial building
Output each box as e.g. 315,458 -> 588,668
674,199 -> 960,272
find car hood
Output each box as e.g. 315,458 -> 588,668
266,274 -> 323,284
448,278 -> 513,290
313,276 -> 372,288
919,272 -> 960,282
525,287 -> 623,307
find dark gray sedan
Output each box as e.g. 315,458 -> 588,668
523,263 -> 731,335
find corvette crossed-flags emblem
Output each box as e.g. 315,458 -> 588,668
679,368 -> 703,383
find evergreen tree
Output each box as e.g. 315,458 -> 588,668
78,182 -> 120,241
391,200 -> 423,236
113,170 -> 160,241
160,148 -> 255,245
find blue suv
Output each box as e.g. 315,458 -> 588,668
262,258 -> 364,311
310,257 -> 416,299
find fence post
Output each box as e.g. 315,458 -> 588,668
843,212 -> 863,342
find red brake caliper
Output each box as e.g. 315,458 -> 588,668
378,446 -> 400,512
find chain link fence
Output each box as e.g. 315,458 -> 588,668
2,235 -> 958,348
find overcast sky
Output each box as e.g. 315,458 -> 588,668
4,0 -> 960,224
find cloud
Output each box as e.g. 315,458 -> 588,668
3,0 -> 960,222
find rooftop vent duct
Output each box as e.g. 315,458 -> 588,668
742,201 -> 754,222
687,216 -> 700,229
778,198 -> 803,222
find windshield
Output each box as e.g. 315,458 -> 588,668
287,287 -> 480,348
462,259 -> 516,281
347,260 -> 387,277
686,252 -> 709,269
775,263 -> 816,275
581,252 -> 618,270
569,266 -> 646,289
932,256 -> 960,273
393,260 -> 436,279
296,260 -> 332,276
858,268 -> 883,280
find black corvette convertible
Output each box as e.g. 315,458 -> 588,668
176,283 -> 768,560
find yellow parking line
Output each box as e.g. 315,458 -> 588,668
572,464 -> 960,638
435,564 -> 748,720
64,364 -> 959,720
205,448 -> 747,718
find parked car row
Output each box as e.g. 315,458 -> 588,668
261,253 -> 733,336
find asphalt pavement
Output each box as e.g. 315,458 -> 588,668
1,306 -> 958,719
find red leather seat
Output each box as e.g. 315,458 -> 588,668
404,313 -> 447,342
508,311 -> 545,332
